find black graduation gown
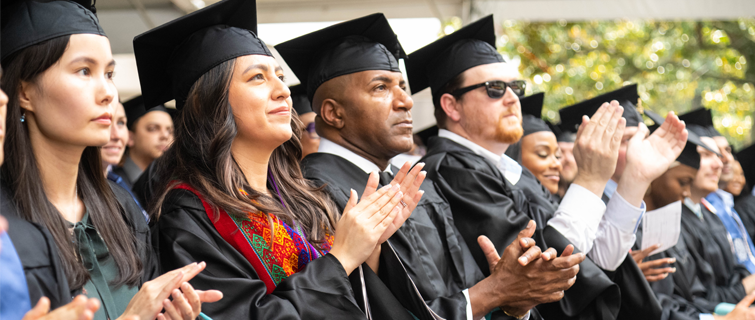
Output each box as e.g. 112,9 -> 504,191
302,153 -> 521,320
111,166 -> 133,189
511,167 -> 559,226
420,136 -> 661,320
735,194 -> 755,242
1,188 -> 71,310
634,227 -> 714,320
680,204 -> 750,305
156,188 -> 420,320
108,180 -> 160,286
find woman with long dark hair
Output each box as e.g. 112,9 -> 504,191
135,0 -> 424,318
1,1 -> 220,319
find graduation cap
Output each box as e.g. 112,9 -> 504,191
122,95 -> 174,130
133,0 -> 271,110
275,13 -> 406,104
406,15 -> 503,100
558,84 -> 643,133
519,93 -> 552,137
416,125 -> 439,147
678,108 -> 721,137
289,85 -> 313,115
2,0 -> 105,64
736,144 -> 755,188
644,109 -> 718,169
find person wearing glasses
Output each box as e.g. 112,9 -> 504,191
407,15 -> 689,319
290,85 -> 320,159
279,13 -> 586,320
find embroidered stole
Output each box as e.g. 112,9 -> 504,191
173,183 -> 332,294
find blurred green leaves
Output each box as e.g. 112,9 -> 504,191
444,18 -> 755,149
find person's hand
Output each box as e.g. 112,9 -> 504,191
623,112 -> 687,185
329,180 -> 404,275
742,274 -> 755,294
157,282 -> 223,320
631,245 -> 676,282
618,112 -> 687,206
571,101 -> 627,196
713,291 -> 755,320
118,262 -> 219,320
361,162 -> 426,244
475,221 -> 585,317
23,296 -> 107,320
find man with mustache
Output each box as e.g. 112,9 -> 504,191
407,15 -> 687,319
281,14 -> 584,320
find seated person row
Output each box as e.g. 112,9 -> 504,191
1,0 -> 221,319
634,110 -> 755,320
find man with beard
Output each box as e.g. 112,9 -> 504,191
280,14 -> 584,320
407,15 -> 688,319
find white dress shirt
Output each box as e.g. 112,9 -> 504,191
318,138 -> 517,320
435,130 -> 643,271
438,129 -> 522,185
549,179 -> 645,271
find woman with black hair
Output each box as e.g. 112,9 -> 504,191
135,0 -> 425,319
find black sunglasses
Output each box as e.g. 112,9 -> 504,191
451,80 -> 526,99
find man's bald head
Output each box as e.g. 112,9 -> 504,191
313,70 -> 414,165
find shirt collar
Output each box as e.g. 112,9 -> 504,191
438,129 -> 522,185
317,137 -> 392,175
684,197 -> 704,220
604,179 -> 619,199
122,156 -> 143,183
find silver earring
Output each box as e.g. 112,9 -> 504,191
20,113 -> 25,123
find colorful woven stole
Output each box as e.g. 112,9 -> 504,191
173,183 -> 333,294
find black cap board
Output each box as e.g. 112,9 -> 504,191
275,13 -> 406,104
558,84 -> 643,133
736,144 -> 755,188
678,108 -> 721,137
122,95 -> 173,130
416,125 -> 439,147
406,15 -> 503,101
520,93 -> 552,136
2,0 -> 105,64
133,0 -> 271,110
289,85 -> 313,115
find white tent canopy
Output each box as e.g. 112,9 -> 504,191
101,0 -> 755,130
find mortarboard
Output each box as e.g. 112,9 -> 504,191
558,84 -> 643,133
2,0 -> 105,64
519,92 -> 551,137
736,144 -> 755,188
406,15 -> 503,101
275,13 -> 405,104
416,125 -> 439,147
678,108 -> 721,137
122,95 -> 174,130
644,109 -> 718,169
133,0 -> 271,110
289,85 -> 313,115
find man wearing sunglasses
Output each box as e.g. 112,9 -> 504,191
407,14 -> 688,319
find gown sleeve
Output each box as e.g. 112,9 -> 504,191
157,189 -> 368,320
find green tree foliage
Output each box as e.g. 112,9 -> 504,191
470,18 -> 754,149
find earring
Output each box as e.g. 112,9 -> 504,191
20,113 -> 25,123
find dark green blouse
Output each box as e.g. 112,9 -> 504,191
70,212 -> 138,320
